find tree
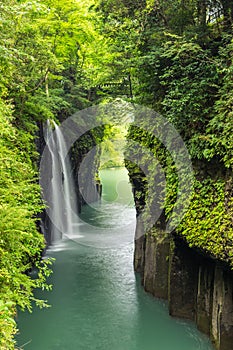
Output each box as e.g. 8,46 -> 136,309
0,100 -> 53,348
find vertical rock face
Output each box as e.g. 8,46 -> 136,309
69,122 -> 104,212
212,267 -> 233,350
211,266 -> 223,347
134,217 -> 145,273
196,259 -> 215,336
72,144 -> 101,212
143,230 -> 170,299
134,228 -> 233,350
168,237 -> 198,321
35,121 -> 53,246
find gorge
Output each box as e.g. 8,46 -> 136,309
18,113 -> 230,350
17,154 -> 214,349
0,1 -> 232,349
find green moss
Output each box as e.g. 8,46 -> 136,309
177,178 -> 233,264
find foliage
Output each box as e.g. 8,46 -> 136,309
177,178 -> 233,262
100,124 -> 128,169
0,100 -> 53,349
0,0 -> 113,127
113,1 -> 233,265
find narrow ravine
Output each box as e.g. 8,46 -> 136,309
17,168 -> 213,350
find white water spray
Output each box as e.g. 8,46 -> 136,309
44,120 -> 78,243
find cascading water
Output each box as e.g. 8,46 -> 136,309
44,120 -> 78,243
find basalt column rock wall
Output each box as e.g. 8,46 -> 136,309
134,225 -> 233,350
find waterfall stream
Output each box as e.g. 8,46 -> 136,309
44,120 -> 78,243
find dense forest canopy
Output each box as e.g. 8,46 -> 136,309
0,0 -> 232,348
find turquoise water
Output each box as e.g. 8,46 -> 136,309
17,168 -> 214,350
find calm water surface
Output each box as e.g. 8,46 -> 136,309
17,168 -> 214,350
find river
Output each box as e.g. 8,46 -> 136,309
17,168 -> 213,350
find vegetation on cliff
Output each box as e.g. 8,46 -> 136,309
112,1 -> 233,265
0,99 -> 53,348
95,0 -> 233,263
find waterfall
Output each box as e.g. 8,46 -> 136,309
44,120 -> 78,243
